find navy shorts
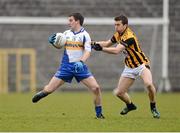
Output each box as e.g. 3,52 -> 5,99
54,63 -> 92,83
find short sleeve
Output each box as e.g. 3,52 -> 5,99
111,35 -> 117,44
122,38 -> 135,47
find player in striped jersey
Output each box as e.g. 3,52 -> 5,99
92,15 -> 160,118
32,13 -> 104,119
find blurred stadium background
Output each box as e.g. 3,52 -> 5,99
0,0 -> 179,93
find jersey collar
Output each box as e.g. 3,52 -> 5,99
71,27 -> 84,35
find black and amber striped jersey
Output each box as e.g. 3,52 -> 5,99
111,27 -> 149,68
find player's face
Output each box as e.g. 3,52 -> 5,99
114,20 -> 127,34
68,16 -> 79,31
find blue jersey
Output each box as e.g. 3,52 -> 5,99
54,27 -> 92,83
62,27 -> 91,64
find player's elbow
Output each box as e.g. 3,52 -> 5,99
113,45 -> 124,54
113,49 -> 121,54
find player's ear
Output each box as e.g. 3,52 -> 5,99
76,20 -> 80,25
124,24 -> 128,28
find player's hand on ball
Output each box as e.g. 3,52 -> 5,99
48,33 -> 56,45
48,33 -> 66,49
91,42 -> 103,51
74,61 -> 84,73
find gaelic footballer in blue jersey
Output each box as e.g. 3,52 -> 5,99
32,13 -> 104,119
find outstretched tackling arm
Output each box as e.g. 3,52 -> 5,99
92,40 -> 126,54
96,40 -> 113,47
102,43 -> 125,54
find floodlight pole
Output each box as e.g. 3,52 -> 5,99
159,0 -> 171,92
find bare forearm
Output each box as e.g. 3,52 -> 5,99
80,51 -> 91,62
102,44 -> 125,54
102,47 -> 120,54
97,40 -> 112,47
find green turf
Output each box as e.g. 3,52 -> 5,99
0,92 -> 180,132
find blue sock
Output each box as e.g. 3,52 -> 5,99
95,106 -> 102,117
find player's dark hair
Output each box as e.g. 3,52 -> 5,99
69,13 -> 84,26
114,15 -> 128,25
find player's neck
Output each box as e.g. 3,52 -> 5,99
73,25 -> 82,32
119,26 -> 128,35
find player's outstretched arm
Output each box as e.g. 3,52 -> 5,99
97,40 -> 113,47
92,42 -> 126,54
102,44 -> 125,54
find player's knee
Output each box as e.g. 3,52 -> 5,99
144,81 -> 153,89
113,88 -> 124,97
144,82 -> 156,93
92,86 -> 101,95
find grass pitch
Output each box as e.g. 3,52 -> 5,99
0,92 -> 180,132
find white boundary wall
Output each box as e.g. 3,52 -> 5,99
0,16 -> 167,25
